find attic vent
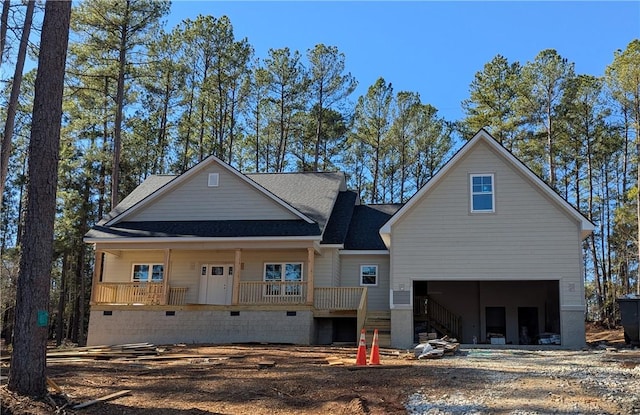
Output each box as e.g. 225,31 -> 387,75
208,173 -> 219,187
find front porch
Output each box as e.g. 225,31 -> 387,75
92,281 -> 365,311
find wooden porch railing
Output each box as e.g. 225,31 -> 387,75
238,281 -> 308,304
356,287 -> 368,335
93,281 -> 366,310
314,287 -> 365,310
93,282 -> 187,305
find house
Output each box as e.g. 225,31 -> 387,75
84,129 -> 594,348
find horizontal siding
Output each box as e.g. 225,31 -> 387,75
340,254 -> 390,311
314,249 -> 338,287
128,164 -> 298,222
391,141 -> 583,306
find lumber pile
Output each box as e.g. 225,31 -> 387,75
44,343 -> 160,362
415,336 -> 460,359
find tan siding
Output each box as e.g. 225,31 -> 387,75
127,164 -> 298,221
314,249 -> 339,287
340,254 -> 389,311
391,141 -> 583,305
103,251 -> 166,283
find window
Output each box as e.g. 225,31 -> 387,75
208,173 -> 219,187
360,265 -> 378,286
470,174 -> 495,212
132,264 -> 164,282
264,262 -> 303,295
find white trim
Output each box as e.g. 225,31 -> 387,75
359,264 -> 379,287
340,250 -> 389,255
207,173 -> 219,187
469,173 -> 495,213
319,244 -> 344,249
131,263 -> 164,282
84,235 -> 321,244
380,129 -> 595,245
106,155 -> 315,226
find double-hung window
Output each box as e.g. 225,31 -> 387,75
360,265 -> 378,286
264,262 -> 303,296
132,263 -> 164,282
470,174 -> 495,213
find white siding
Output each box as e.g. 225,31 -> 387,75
391,141 -> 584,307
127,164 -> 298,222
340,254 -> 389,311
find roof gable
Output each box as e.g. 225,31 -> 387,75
379,129 -> 595,245
105,155 -> 314,226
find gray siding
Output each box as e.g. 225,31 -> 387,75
127,163 -> 298,222
391,141 -> 584,306
340,254 -> 389,311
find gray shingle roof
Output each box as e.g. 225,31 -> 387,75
344,204 -> 403,250
321,191 -> 358,244
247,172 -> 346,231
88,170 -> 347,241
85,220 -> 321,239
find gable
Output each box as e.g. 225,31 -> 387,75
394,140 -> 579,233
119,158 -> 303,223
388,139 -> 588,280
380,130 -> 594,245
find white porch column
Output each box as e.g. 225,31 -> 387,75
307,247 -> 315,305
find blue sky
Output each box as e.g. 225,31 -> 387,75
166,1 -> 639,122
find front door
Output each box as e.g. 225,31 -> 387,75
198,264 -> 233,305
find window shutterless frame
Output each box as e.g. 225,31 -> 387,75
360,264 -> 378,286
470,173 -> 495,213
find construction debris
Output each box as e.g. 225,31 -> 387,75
415,336 -> 460,359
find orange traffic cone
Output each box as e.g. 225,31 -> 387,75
355,329 -> 367,366
369,328 -> 381,365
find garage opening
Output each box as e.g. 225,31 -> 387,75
413,280 -> 560,344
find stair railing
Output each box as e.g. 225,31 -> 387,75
425,296 -> 462,340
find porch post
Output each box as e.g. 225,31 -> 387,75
90,248 -> 103,304
232,249 -> 242,304
162,249 -> 171,305
307,247 -> 315,305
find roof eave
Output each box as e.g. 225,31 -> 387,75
84,235 -> 322,244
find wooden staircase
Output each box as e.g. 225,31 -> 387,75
423,297 -> 462,340
363,311 -> 391,347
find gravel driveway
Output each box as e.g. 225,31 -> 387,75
406,348 -> 640,415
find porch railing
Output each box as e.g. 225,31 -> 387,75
93,282 -> 187,305
238,281 -> 308,304
314,287 -> 365,310
93,281 -> 365,310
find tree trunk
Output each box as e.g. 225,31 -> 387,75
8,0 -> 71,397
55,253 -> 68,346
0,0 -> 35,204
111,0 -> 130,209
0,0 -> 10,65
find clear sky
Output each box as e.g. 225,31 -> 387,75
169,1 -> 637,122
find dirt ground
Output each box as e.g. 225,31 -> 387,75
1,324 -> 639,415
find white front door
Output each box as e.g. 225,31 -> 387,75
198,264 -> 233,305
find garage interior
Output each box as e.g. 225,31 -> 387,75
413,280 -> 561,345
